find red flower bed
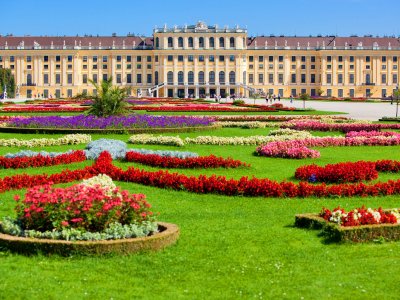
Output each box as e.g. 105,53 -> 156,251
131,106 -> 275,112
320,206 -> 398,226
0,151 -> 86,169
295,160 -> 400,183
295,161 -> 379,183
125,152 -> 249,169
3,152 -> 400,198
2,107 -> 87,112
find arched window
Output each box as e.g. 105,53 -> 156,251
155,37 -> 159,48
219,37 -> 225,48
199,37 -> 204,48
178,37 -> 183,47
229,71 -> 235,84
219,71 -> 225,84
155,71 -> 159,85
209,71 -> 215,84
188,71 -> 194,85
188,37 -> 194,47
209,37 -> 215,48
27,74 -> 32,85
198,71 -> 205,84
230,37 -> 235,48
168,37 -> 173,48
167,71 -> 173,84
178,71 -> 184,85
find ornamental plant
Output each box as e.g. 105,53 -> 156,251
87,77 -> 130,117
320,206 -> 399,227
14,174 -> 156,233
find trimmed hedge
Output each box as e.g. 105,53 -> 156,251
295,213 -> 400,243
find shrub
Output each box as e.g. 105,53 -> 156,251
299,93 -> 309,100
232,99 -> 245,106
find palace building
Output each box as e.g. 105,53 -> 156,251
0,21 -> 399,99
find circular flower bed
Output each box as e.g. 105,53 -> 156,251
0,174 -> 179,255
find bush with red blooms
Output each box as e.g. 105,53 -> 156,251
320,206 -> 399,227
125,152 -> 249,169
295,161 -> 379,183
15,175 -> 154,232
0,150 -> 86,169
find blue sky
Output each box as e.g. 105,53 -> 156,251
2,0 -> 399,37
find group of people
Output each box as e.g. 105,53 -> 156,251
265,94 -> 281,103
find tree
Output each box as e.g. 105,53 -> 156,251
251,92 -> 260,105
87,77 -> 130,117
299,93 -> 309,109
0,69 -> 16,98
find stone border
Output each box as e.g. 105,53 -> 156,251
0,125 -> 218,134
295,213 -> 400,243
0,222 -> 179,256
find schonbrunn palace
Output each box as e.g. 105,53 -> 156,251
0,21 -> 399,99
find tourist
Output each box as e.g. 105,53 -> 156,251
290,94 -> 293,104
278,94 -> 281,101
273,94 -> 276,102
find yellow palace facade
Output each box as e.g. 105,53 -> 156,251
0,21 -> 399,99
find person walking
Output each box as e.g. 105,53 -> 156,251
278,94 -> 281,101
273,94 -> 276,102
290,94 -> 293,104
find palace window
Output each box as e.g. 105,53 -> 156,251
178,71 -> 184,84
382,74 -> 386,84
301,74 -> 306,83
199,37 -> 204,48
92,74 -> 97,83
82,56 -> 88,63
127,74 -> 132,84
178,55 -> 184,62
147,74 -> 152,84
230,37 -> 235,48
188,37 -> 194,47
209,71 -> 215,84
56,56 -> 61,62
219,55 -> 225,62
278,74 -> 283,84
393,74 -> 398,83
68,55 -> 73,62
43,74 -> 49,84
199,55 -> 204,62
338,56 -> 343,62
249,74 -> 254,84
366,56 -> 370,62
258,73 -> 264,84
168,55 -> 173,62
82,74 -> 87,84
199,71 -> 205,84
178,37 -> 183,47
219,37 -> 225,48
137,74 -> 142,84
301,56 -> 306,62
230,55 -> 235,62
229,71 -> 235,84
188,71 -> 194,84
310,74 -> 316,83
117,74 -> 122,84
268,74 -> 274,83
338,74 -> 343,84
168,37 -> 173,47
311,56 -> 316,62
209,37 -> 215,48
291,74 -> 296,83
291,56 -> 296,62
269,56 -> 273,62
188,55 -> 194,62
44,56 -> 49,62
137,56 -> 142,62
55,74 -> 61,84
382,56 -> 387,62
219,71 -> 225,84
349,74 -> 354,84
92,56 -> 97,62
209,55 -> 215,62
350,56 -> 354,62
167,71 -> 173,84
126,56 -> 132,62
117,56 -> 122,62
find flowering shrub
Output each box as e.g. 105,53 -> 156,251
0,134 -> 91,147
125,152 -> 248,169
13,174 -> 156,234
0,150 -> 86,169
295,161 -> 378,183
320,206 -> 399,227
8,114 -> 214,129
129,134 -> 185,147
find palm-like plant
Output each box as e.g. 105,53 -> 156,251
87,77 -> 130,117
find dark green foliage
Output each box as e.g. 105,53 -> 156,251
299,93 -> 310,100
86,77 -> 130,117
0,69 -> 16,98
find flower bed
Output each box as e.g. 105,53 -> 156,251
1,107 -> 87,112
129,130 -> 313,147
125,152 -> 249,169
295,161 -> 379,183
295,207 -> 400,242
0,174 -> 180,255
3,151 -> 400,199
0,134 -> 91,147
7,114 -> 214,129
282,120 -> 400,133
215,115 -> 350,122
256,135 -> 400,159
295,160 -> 400,183
0,150 -> 86,169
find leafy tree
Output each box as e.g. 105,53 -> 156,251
0,69 -> 16,98
87,77 -> 130,117
251,92 -> 260,105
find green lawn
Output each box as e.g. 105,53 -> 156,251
0,126 -> 399,299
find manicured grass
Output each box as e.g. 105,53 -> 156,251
0,125 -> 399,299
